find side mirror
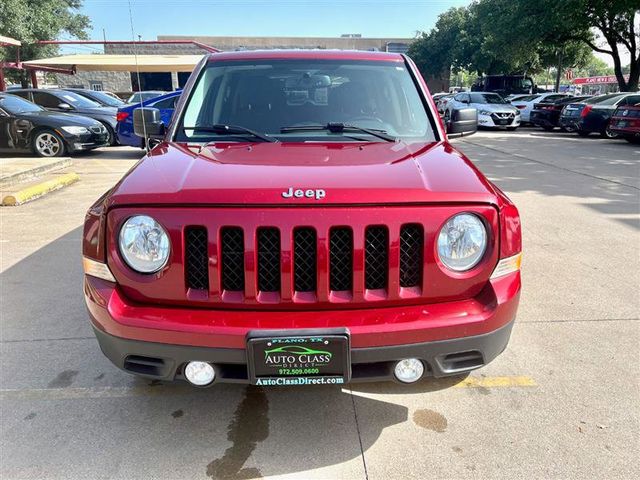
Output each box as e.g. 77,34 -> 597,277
446,107 -> 478,137
133,107 -> 165,139
58,103 -> 73,110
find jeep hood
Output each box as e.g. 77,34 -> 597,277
106,141 -> 499,207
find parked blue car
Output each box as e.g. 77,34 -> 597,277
116,91 -> 181,147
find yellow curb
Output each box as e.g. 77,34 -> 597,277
2,172 -> 80,206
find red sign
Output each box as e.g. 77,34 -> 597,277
573,75 -> 629,85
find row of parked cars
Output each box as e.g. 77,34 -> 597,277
0,88 -> 180,157
433,90 -> 640,143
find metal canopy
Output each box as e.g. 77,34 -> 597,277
23,54 -> 204,72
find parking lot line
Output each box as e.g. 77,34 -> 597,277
453,375 -> 537,388
0,375 -> 537,401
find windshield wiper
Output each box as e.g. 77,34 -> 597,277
280,122 -> 397,142
183,124 -> 277,143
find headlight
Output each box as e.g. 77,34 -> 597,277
478,110 -> 492,116
437,213 -> 487,271
119,215 -> 170,273
60,126 -> 89,135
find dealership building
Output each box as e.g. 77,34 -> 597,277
52,35 -> 413,94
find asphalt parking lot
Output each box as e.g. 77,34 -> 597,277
1,129 -> 638,479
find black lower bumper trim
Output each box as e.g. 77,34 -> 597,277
92,320 -> 515,384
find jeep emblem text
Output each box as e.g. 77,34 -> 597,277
282,187 -> 326,200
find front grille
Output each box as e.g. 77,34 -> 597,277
329,228 -> 353,291
293,228 -> 317,292
221,227 -> 245,291
185,227 -> 209,290
399,224 -> 423,287
365,226 -> 388,290
257,228 -> 281,292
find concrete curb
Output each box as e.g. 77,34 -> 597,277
2,173 -> 80,206
0,158 -> 72,189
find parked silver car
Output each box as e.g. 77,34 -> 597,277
445,92 -> 520,130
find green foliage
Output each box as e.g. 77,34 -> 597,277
0,0 -> 90,85
410,0 -> 639,91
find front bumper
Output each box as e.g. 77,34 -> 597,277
478,113 -> 520,128
61,131 -> 110,152
85,271 -> 521,384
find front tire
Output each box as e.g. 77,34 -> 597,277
32,130 -> 65,157
601,126 -> 619,139
443,110 -> 451,133
101,123 -> 117,146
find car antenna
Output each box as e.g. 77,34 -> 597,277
128,0 -> 149,153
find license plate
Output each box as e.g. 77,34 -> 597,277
247,330 -> 350,386
617,121 -> 628,128
496,119 -> 509,125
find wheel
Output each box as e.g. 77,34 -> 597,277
600,125 -> 619,139
443,110 -> 451,132
32,130 -> 65,157
100,123 -> 117,146
577,130 -> 590,137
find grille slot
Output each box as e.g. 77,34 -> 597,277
257,228 -> 281,292
365,226 -> 389,290
399,224 -> 423,287
221,227 -> 245,291
185,227 -> 209,290
293,228 -> 317,292
329,228 -> 353,291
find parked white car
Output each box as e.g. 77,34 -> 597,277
445,92 -> 521,130
511,92 -> 571,122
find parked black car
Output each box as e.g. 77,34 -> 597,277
530,95 -> 592,131
64,88 -> 126,108
0,93 -> 109,157
559,93 -> 640,138
10,88 -> 118,145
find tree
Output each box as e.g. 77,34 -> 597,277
0,0 -> 90,86
577,0 -> 640,91
409,7 -> 470,91
409,0 -> 638,92
409,1 -> 592,90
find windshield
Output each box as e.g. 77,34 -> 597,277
59,91 -> 101,108
469,93 -> 507,104
176,59 -> 435,143
584,94 -> 624,105
128,92 -> 163,104
86,90 -> 125,107
0,94 -> 43,114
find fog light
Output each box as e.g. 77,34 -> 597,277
394,358 -> 425,383
184,361 -> 215,386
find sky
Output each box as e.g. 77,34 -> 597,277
61,0 -> 471,54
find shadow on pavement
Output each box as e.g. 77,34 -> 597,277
455,133 -> 640,230
0,227 -> 414,479
81,146 -> 145,160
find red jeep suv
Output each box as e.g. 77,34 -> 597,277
83,50 -> 522,387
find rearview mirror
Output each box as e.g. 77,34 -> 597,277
58,103 -> 73,110
133,107 -> 165,139
446,107 -> 478,137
